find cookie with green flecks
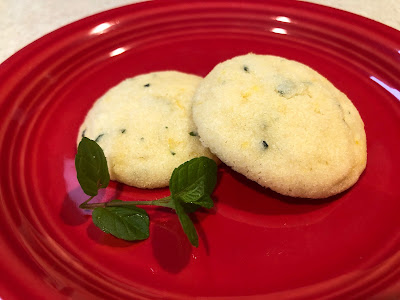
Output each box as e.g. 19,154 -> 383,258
192,53 -> 367,198
78,71 -> 217,188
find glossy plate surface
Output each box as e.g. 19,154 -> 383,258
0,0 -> 400,299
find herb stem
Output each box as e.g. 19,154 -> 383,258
151,196 -> 174,208
79,196 -> 174,210
79,195 -> 95,209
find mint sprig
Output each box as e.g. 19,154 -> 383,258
75,137 -> 109,196
75,137 -> 217,247
92,200 -> 150,241
170,157 -> 217,208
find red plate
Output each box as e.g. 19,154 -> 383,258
1,0 -> 399,299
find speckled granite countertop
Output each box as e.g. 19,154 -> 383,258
0,0 -> 399,63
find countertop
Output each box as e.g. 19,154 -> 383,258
0,0 -> 399,63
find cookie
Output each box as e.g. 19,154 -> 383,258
192,53 -> 367,198
78,71 -> 217,188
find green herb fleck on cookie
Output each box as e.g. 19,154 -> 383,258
95,133 -> 104,143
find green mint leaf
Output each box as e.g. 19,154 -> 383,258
179,195 -> 214,215
75,137 -> 110,196
189,195 -> 214,209
169,157 -> 217,208
173,199 -> 199,247
181,202 -> 201,214
92,200 -> 149,241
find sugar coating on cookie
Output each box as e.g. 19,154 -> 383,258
192,53 -> 367,198
78,71 -> 217,188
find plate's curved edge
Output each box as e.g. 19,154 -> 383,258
1,0 -> 400,75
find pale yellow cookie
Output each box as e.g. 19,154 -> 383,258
78,71 -> 217,188
192,53 -> 367,198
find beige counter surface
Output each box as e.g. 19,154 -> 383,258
0,0 -> 399,63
